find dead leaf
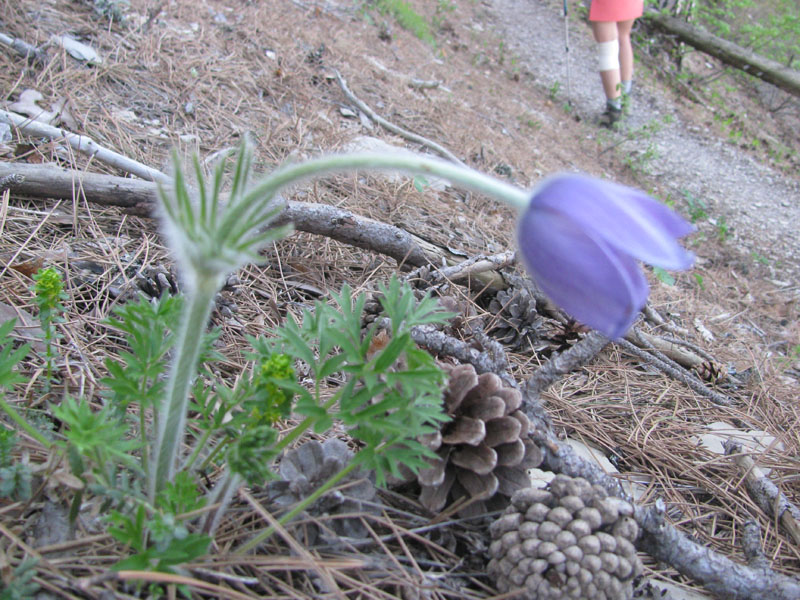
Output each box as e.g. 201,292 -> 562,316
51,34 -> 102,65
0,301 -> 46,352
9,89 -> 58,125
8,257 -> 44,277
51,469 -> 85,490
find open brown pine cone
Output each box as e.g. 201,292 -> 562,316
415,363 -> 543,517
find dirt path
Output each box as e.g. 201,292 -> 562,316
488,0 -> 800,284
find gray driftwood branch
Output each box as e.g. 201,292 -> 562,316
725,441 -> 800,547
0,110 -> 170,183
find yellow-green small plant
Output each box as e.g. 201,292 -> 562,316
31,267 -> 67,389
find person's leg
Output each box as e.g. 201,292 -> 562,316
590,21 -> 621,101
617,19 -> 635,94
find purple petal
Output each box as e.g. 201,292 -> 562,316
531,175 -> 695,270
517,207 -> 648,338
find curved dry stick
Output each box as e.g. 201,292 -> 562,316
334,70 -> 465,166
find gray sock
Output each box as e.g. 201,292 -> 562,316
622,80 -> 633,94
607,98 -> 622,111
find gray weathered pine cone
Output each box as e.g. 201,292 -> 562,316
266,438 -> 379,546
416,363 -> 543,517
487,474 -> 643,599
487,287 -> 544,352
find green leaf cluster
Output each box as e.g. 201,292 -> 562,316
31,267 -> 67,387
109,503 -> 209,573
102,294 -> 182,412
262,277 -> 453,485
0,321 -> 34,499
0,558 -> 40,600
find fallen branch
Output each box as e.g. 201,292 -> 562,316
627,328 -> 705,370
524,331 -> 610,398
615,336 -> 733,406
636,499 -> 800,600
334,70 -> 465,166
410,323 -> 509,376
741,520 -> 770,570
0,110 -> 170,183
645,12 -> 800,98
725,440 -> 800,547
0,173 -> 25,190
0,161 -> 507,289
0,32 -> 46,64
404,250 -> 516,287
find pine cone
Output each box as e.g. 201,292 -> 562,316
416,364 -> 543,517
487,288 -> 544,352
487,474 -> 642,599
267,439 -> 380,545
694,360 -> 728,383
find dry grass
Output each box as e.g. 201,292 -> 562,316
0,0 -> 798,597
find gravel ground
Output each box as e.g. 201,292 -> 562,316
488,0 -> 800,284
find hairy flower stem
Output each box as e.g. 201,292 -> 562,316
150,275 -> 219,501
237,461 -> 359,553
223,153 -> 529,243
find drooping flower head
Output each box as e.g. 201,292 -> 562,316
517,174 -> 694,339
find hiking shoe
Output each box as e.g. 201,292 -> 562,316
599,105 -> 623,128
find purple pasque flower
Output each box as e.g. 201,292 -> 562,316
517,174 -> 694,339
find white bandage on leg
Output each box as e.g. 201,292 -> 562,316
597,39 -> 620,71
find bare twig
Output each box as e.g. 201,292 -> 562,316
404,250 -> 516,286
741,520 -> 770,570
725,440 -> 800,546
626,328 -> 705,370
0,32 -> 46,64
614,336 -> 734,406
642,303 -> 690,337
0,110 -> 169,183
410,323 -> 508,376
334,70 -> 465,165
430,250 -> 516,281
525,331 -> 610,397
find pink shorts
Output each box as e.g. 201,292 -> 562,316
589,0 -> 643,22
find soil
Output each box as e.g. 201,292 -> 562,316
1,0 -> 799,597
